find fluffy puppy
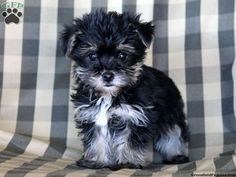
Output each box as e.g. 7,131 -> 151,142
60,10 -> 189,170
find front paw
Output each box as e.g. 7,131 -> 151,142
76,159 -> 107,169
109,163 -> 143,171
163,155 -> 189,164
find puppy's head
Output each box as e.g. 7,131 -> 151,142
61,10 -> 154,95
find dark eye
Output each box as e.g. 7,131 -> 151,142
89,53 -> 98,61
118,52 -> 127,61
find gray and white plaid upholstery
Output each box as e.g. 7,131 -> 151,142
0,0 -> 236,176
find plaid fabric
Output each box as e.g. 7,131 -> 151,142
0,0 -> 236,176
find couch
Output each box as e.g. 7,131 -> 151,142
0,0 -> 235,176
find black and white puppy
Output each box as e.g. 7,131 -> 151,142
61,10 -> 189,170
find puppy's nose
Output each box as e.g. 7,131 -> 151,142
102,72 -> 114,82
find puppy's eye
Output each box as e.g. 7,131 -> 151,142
89,53 -> 98,61
118,53 -> 127,61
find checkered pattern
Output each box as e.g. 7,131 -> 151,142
0,0 -> 235,176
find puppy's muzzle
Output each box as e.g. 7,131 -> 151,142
102,71 -> 114,83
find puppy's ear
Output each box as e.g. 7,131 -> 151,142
135,21 -> 154,48
60,24 -> 81,59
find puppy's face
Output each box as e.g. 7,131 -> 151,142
61,10 -> 154,95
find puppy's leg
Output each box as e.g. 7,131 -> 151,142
112,128 -> 149,169
112,145 -> 146,170
155,125 -> 189,164
77,126 -> 111,169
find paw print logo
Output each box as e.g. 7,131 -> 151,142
1,8 -> 22,24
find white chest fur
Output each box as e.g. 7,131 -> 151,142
95,95 -> 112,134
75,94 -> 148,128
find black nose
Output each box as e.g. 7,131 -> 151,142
102,72 -> 114,82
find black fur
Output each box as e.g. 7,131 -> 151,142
61,10 -> 189,169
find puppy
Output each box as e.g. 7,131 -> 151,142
60,10 -> 189,170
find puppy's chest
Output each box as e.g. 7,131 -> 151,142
77,95 -> 147,131
92,96 -> 128,131
94,95 -> 112,127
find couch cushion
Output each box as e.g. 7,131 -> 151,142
0,0 -> 235,175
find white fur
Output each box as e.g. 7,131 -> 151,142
83,95 -> 113,163
74,88 -> 152,165
112,127 -> 147,165
109,104 -> 149,126
75,93 -> 148,128
117,43 -> 135,53
95,95 -> 112,127
155,125 -> 187,161
87,131 -> 111,163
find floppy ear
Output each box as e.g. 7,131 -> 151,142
60,24 -> 81,59
135,22 -> 155,48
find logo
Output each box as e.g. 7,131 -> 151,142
1,2 -> 24,24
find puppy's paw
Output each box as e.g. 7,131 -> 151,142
163,155 -> 189,164
109,163 -> 143,171
76,159 -> 106,169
